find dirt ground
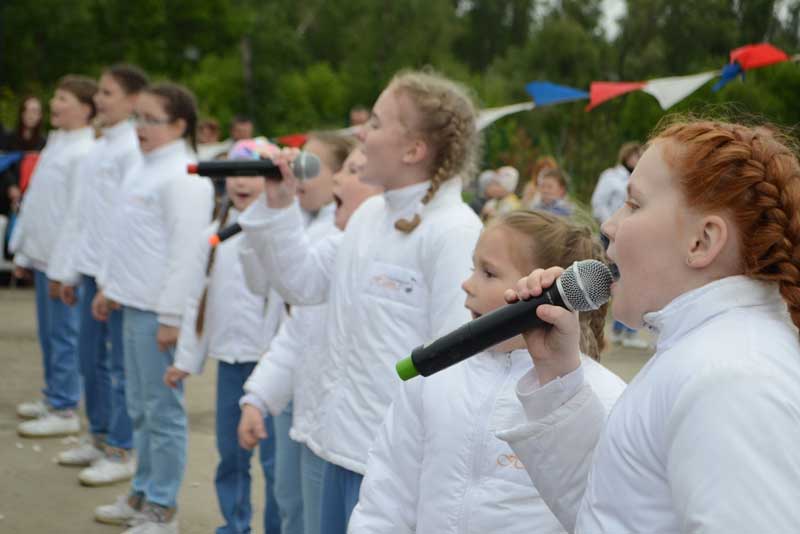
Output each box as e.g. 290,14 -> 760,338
0,287 -> 651,534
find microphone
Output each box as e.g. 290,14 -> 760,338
187,151 -> 321,180
395,260 -> 613,381
208,222 -> 241,247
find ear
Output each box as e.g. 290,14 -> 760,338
686,214 -> 729,269
171,117 -> 188,138
80,102 -> 94,123
401,138 -> 428,165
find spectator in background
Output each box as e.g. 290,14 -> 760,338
349,105 -> 370,127
8,95 -> 46,152
480,165 -> 521,222
532,168 -> 573,217
230,114 -> 255,142
522,155 -> 558,210
197,118 -> 230,161
468,169 -> 496,215
198,119 -> 220,144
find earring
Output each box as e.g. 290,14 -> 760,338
686,257 -> 693,266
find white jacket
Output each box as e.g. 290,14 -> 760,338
590,164 -> 629,224
497,276 -> 800,534
238,178 -> 482,474
172,210 -> 284,375
47,120 -> 141,285
240,203 -> 340,451
101,140 -> 214,326
11,127 -> 96,271
349,350 -> 626,534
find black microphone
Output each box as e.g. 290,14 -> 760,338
187,151 -> 321,180
395,260 -> 613,380
208,222 -> 241,247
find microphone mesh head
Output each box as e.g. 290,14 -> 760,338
292,152 -> 321,180
556,260 -> 613,312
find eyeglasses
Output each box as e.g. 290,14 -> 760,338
132,113 -> 172,127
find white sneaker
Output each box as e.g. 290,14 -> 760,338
122,505 -> 178,534
17,410 -> 80,437
622,334 -> 650,350
95,494 -> 143,526
57,437 -> 105,466
16,399 -> 49,419
79,453 -> 135,486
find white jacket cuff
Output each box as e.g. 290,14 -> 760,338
158,313 -> 182,328
516,364 -> 585,421
239,393 -> 269,416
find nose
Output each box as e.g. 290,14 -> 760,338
600,209 -> 620,245
355,125 -> 367,143
461,273 -> 475,296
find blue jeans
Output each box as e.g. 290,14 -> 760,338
320,461 -> 363,534
78,275 -> 133,449
215,361 -> 281,534
123,307 -> 187,508
34,269 -> 80,410
300,444 -> 326,534
274,405 -> 303,534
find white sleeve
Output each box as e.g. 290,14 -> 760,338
238,244 -> 271,296
348,380 -> 423,534
423,220 -> 481,338
495,366 -> 605,534
46,159 -> 89,285
239,196 -> 339,306
156,176 -> 214,326
242,308 -> 306,416
172,230 -> 215,375
666,366 -> 800,533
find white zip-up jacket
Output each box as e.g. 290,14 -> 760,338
238,178 -> 482,474
349,350 -> 626,534
47,121 -> 141,285
101,140 -> 214,326
240,203 -> 340,451
498,276 -> 800,533
11,127 -> 95,271
172,210 -> 284,374
590,164 -> 629,224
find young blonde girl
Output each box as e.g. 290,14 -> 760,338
502,120 -> 800,533
349,211 -> 625,533
93,83 -> 214,533
236,69 -> 483,532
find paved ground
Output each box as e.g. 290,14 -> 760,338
0,287 -> 651,533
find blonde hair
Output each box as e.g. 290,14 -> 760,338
389,69 -> 480,233
492,210 -> 609,359
306,131 -> 357,172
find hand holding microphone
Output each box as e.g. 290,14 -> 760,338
396,260 -> 613,382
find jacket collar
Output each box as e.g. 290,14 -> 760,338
383,177 -> 463,217
143,139 -> 190,163
102,119 -> 135,140
643,275 -> 784,352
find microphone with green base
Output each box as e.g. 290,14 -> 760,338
395,260 -> 613,381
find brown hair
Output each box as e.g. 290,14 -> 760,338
617,142 -> 642,165
57,75 -> 98,119
105,64 -> 149,95
389,69 -> 480,233
539,168 -> 570,190
493,210 -> 608,359
195,200 -> 233,335
306,131 -> 358,172
144,83 -> 198,151
654,119 -> 800,333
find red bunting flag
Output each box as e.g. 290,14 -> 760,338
730,43 -> 788,70
277,133 -> 309,147
586,81 -> 646,111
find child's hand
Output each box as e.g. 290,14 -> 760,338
156,325 -> 180,352
238,403 -> 268,450
163,365 -> 189,388
505,266 -> 582,385
92,291 -> 110,322
264,148 -> 300,209
13,266 -> 31,281
60,284 -> 77,306
48,280 -> 61,300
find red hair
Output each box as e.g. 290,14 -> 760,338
655,120 -> 800,332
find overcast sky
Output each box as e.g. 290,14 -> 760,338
601,0 -> 626,38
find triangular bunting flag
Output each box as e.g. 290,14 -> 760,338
730,43 -> 789,70
642,71 -> 718,110
525,81 -> 589,107
586,81 -> 646,111
477,102 -> 535,130
712,62 -> 744,91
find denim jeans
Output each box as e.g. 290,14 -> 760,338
300,444 -> 326,534
319,461 -> 363,534
274,405 -> 303,534
34,269 -> 80,410
123,306 -> 187,508
215,360 -> 281,534
78,275 -> 133,449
